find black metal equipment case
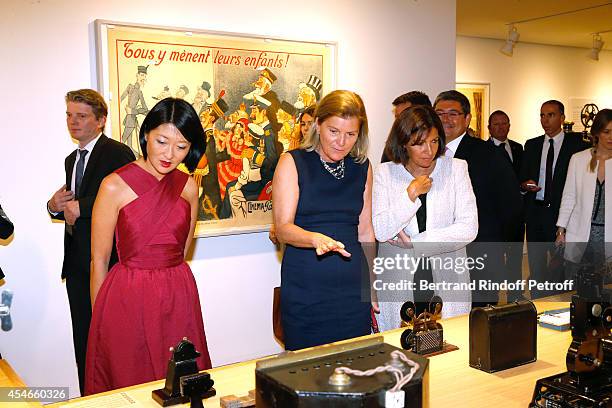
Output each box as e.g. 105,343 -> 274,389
255,337 -> 429,407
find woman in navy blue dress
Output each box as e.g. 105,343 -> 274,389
272,90 -> 376,350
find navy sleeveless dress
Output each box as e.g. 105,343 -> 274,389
281,149 -> 371,350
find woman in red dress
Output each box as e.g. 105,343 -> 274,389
85,98 -> 211,394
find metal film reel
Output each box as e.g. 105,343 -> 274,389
581,103 -> 599,129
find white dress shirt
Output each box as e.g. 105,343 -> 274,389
490,137 -> 514,162
536,130 -> 564,201
70,133 -> 102,193
444,133 -> 465,158
48,133 -> 102,216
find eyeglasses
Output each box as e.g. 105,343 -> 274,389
435,110 -> 465,119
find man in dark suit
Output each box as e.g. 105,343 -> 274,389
520,100 -> 590,299
381,91 -> 432,163
487,110 -> 525,301
487,110 -> 523,175
47,89 -> 134,394
434,91 -> 523,306
0,205 -> 13,240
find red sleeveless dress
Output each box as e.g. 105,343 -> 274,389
85,163 -> 211,395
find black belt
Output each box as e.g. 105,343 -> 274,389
534,200 -> 552,208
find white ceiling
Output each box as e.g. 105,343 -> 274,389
457,0 -> 612,51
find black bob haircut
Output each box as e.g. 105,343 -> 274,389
139,98 -> 206,173
384,105 -> 446,165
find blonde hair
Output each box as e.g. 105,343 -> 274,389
301,90 -> 369,163
65,89 -> 108,119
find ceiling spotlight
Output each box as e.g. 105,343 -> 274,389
500,25 -> 520,57
500,41 -> 515,56
588,34 -> 604,61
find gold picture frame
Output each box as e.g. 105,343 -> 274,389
456,82 -> 490,140
95,20 -> 336,237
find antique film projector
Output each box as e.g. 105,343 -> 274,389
530,263 -> 612,407
562,103 -> 599,144
399,296 -> 444,355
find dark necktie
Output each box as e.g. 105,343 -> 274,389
544,139 -> 554,202
75,149 -> 88,198
499,142 -> 512,163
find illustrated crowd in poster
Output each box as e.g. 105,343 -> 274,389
101,24 -> 332,235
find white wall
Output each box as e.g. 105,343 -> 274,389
457,36 -> 612,145
0,0 -> 456,398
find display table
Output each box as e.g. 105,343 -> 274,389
0,358 -> 41,407
49,302 -> 571,407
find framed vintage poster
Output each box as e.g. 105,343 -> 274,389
95,20 -> 336,237
456,82 -> 490,140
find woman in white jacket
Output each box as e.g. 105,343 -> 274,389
372,105 -> 478,331
556,109 -> 612,272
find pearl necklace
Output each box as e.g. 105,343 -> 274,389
319,155 -> 345,179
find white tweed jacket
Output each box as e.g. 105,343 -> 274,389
557,149 -> 612,263
372,157 -> 478,327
